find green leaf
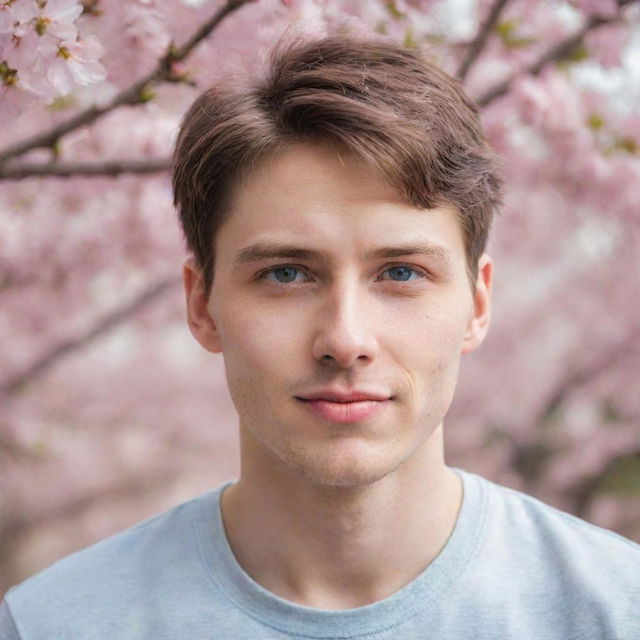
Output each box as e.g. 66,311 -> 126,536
166,42 -> 180,62
565,44 -> 590,63
138,86 -> 156,103
48,95 -> 77,111
495,20 -> 536,49
403,27 -> 417,49
597,453 -> 640,496
495,20 -> 517,39
385,1 -> 406,20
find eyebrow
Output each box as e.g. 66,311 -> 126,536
233,242 -> 322,267
365,242 -> 452,265
233,240 -> 452,269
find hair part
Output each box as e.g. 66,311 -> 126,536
172,34 -> 503,294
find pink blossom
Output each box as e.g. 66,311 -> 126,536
0,4 -> 13,38
33,0 -> 82,39
46,35 -> 106,95
585,24 -> 629,68
0,0 -> 104,99
573,0 -> 619,18
6,0 -> 82,40
122,3 -> 171,57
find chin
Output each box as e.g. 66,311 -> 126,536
280,441 -> 406,490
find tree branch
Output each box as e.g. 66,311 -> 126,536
0,0 -> 251,165
476,0 -> 638,107
0,433 -> 33,460
510,327 -> 640,484
0,158 -> 171,180
536,328 -> 639,427
0,277 -> 180,399
0,468 -> 180,553
457,0 -> 511,81
571,450 -> 640,519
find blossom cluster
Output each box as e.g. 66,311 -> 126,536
0,0 -> 105,104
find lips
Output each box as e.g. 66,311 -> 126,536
297,389 -> 391,403
296,389 -> 391,423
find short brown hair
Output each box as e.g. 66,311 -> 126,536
172,34 -> 502,293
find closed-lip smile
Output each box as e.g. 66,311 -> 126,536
296,389 -> 391,403
295,389 -> 392,423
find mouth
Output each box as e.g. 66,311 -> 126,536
295,391 -> 392,423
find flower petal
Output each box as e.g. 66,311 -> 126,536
48,22 -> 78,41
45,0 -> 84,23
68,58 -> 106,85
46,61 -> 73,94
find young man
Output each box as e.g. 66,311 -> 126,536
1,35 -> 638,639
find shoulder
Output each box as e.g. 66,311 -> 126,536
459,471 -> 640,636
3,489 -> 219,639
0,599 -> 21,640
477,472 -> 640,564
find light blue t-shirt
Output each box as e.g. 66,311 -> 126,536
1,470 -> 639,639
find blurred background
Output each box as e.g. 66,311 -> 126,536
1,0 -> 639,596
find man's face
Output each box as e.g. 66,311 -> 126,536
185,143 -> 491,489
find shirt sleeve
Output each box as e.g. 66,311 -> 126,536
0,599 -> 22,640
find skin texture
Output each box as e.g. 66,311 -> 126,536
184,143 -> 492,609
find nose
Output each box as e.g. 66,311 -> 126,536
311,282 -> 379,369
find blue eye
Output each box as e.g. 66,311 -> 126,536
380,266 -> 423,282
265,266 -> 307,283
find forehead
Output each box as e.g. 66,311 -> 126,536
218,143 -> 466,266
231,143 -> 407,213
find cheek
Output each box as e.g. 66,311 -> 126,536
391,296 -> 469,357
217,303 -> 305,391
390,301 -> 468,396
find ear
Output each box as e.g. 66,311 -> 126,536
461,254 -> 493,354
183,257 -> 222,354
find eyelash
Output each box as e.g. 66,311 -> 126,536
377,265 -> 428,283
258,265 -> 311,284
257,264 -> 430,284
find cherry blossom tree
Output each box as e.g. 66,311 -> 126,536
1,0 -> 639,592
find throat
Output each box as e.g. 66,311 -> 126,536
220,467 -> 463,610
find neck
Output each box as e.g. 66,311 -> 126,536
220,424 -> 462,610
